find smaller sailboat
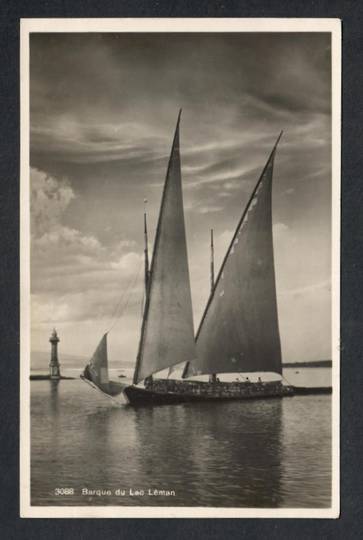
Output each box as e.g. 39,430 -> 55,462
81,333 -> 124,405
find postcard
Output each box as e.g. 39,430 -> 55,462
20,18 -> 340,518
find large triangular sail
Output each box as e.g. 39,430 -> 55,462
133,111 -> 197,384
183,133 -> 283,378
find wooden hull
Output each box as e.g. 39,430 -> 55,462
123,379 -> 295,406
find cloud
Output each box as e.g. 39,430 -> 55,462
30,120 -> 168,165
278,279 -> 331,297
31,296 -> 71,326
196,205 -> 224,215
111,251 -> 143,271
30,168 -> 144,334
34,226 -> 101,252
31,168 -> 75,235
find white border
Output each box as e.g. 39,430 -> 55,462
20,17 -> 341,519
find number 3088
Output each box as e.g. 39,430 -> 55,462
55,488 -> 74,495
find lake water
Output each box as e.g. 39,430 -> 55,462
30,369 -> 332,508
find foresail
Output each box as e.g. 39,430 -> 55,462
133,112 -> 197,384
83,333 -> 124,397
183,134 -> 283,378
84,333 -> 109,386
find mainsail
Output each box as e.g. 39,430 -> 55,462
133,111 -> 197,384
183,133 -> 283,378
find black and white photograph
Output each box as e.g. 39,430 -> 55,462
20,18 -> 340,518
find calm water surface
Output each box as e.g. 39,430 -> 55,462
31,371 -> 332,508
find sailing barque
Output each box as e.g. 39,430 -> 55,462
81,111 -> 294,405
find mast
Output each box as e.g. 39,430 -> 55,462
142,203 -> 151,382
183,132 -> 283,379
210,228 -> 215,293
209,230 -> 217,383
143,199 -> 150,292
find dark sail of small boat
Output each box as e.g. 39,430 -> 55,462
183,133 -> 283,379
133,110 -> 197,384
82,333 -> 123,397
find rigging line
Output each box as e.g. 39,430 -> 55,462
108,258 -> 142,324
117,271 -> 143,320
281,373 -> 294,387
106,258 -> 144,334
100,256 -> 143,336
112,265 -> 144,329
106,267 -> 142,334
114,256 -> 143,320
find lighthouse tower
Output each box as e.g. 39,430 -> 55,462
49,328 -> 61,379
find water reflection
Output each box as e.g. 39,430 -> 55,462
80,408 -> 122,490
134,399 -> 283,506
30,379 -> 331,508
49,380 -> 60,415
280,396 -> 332,507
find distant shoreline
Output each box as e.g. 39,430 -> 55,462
282,360 -> 331,368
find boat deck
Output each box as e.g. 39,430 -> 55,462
123,378 -> 294,405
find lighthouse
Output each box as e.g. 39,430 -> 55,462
49,328 -> 61,379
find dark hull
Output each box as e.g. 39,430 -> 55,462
123,379 -> 294,406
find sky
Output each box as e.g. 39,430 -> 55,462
29,32 -> 332,365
